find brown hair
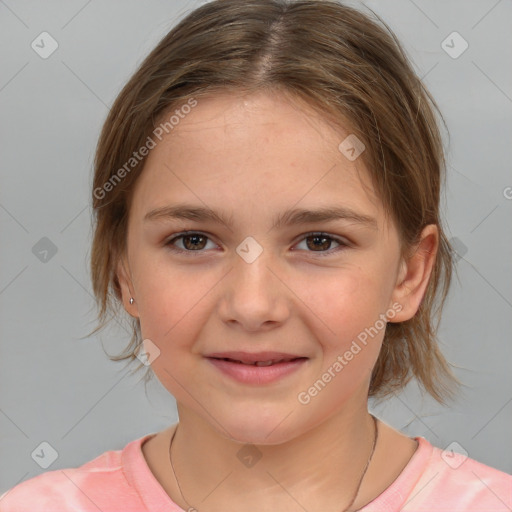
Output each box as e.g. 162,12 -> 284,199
89,0 -> 463,405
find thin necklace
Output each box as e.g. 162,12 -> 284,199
168,414 -> 379,512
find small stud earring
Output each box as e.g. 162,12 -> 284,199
129,297 -> 134,305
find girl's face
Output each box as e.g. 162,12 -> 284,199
118,91 -> 419,444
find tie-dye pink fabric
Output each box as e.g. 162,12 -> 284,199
1,431 -> 511,511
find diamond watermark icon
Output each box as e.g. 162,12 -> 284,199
441,31 -> 468,59
236,236 -> 263,264
236,444 -> 262,468
32,237 -> 58,263
135,339 -> 161,366
338,134 -> 365,161
31,441 -> 59,469
441,441 -> 468,469
31,32 -> 59,59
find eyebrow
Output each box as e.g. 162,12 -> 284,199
144,204 -> 378,230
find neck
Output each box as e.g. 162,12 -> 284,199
170,404 -> 378,512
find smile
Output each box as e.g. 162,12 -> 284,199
206,356 -> 308,385
214,357 -> 304,366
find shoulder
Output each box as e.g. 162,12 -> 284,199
0,435 -> 152,512
403,438 -> 512,511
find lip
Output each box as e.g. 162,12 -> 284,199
205,352 -> 308,385
205,351 -> 305,364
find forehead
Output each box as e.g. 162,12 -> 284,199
130,91 -> 385,230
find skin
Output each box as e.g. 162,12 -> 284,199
117,90 -> 438,512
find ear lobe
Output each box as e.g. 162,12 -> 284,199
116,256 -> 139,318
388,224 -> 439,323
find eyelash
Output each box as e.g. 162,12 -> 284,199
164,231 -> 349,257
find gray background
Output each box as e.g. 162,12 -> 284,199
1,0 -> 511,495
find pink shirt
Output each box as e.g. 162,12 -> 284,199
1,430 -> 511,511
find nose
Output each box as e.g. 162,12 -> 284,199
217,244 -> 290,332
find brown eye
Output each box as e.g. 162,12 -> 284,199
294,232 -> 348,256
181,234 -> 207,250
306,234 -> 333,251
166,232 -> 215,254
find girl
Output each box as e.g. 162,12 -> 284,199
2,1 -> 510,510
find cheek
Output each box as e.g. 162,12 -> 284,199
294,264 -> 386,340
132,254 -> 214,351
297,265 -> 391,386
135,268 -> 207,385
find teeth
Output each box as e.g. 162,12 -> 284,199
220,357 -> 300,366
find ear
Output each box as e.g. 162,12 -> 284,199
116,255 -> 140,318
388,224 -> 438,323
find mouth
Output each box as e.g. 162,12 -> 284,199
205,352 -> 309,385
210,356 -> 307,367
205,351 -> 308,366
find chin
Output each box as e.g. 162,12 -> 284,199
218,410 -> 304,446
